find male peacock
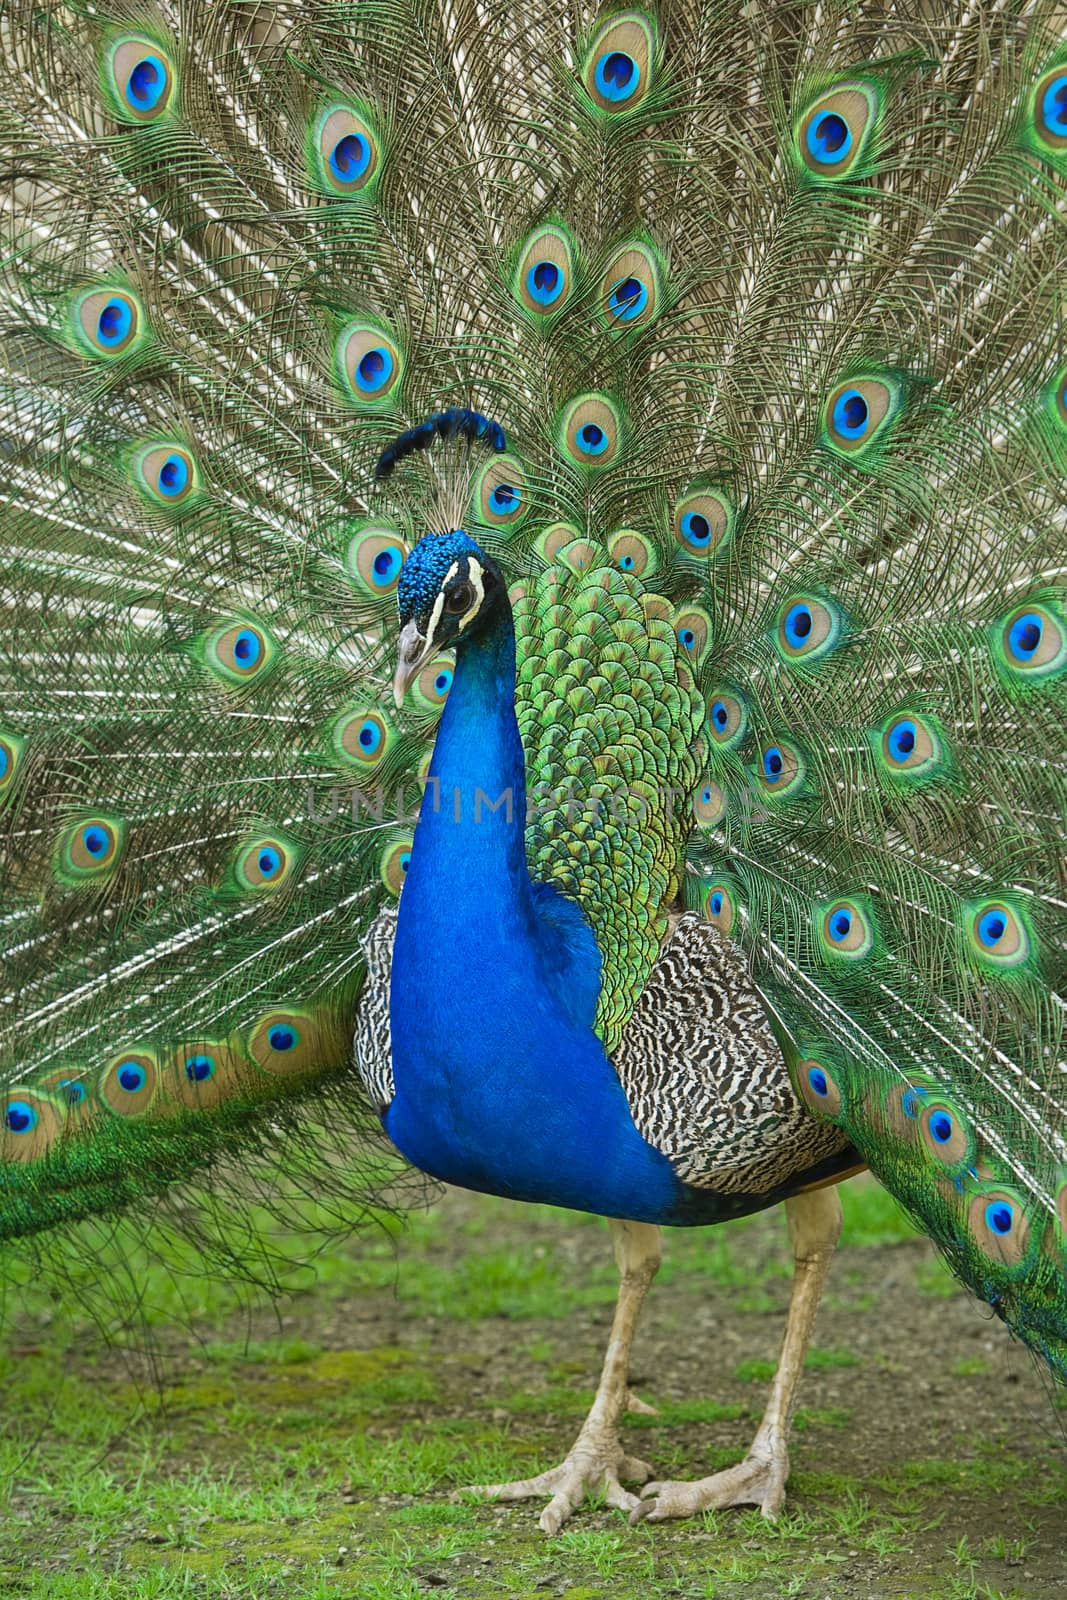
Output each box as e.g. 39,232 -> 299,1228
1,0 -> 1065,1538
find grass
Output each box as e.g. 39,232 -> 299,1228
0,1176 -> 1064,1599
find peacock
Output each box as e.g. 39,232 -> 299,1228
1,0 -> 1065,1538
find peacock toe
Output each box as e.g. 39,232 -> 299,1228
458,1437 -> 655,1534
631,1450 -> 789,1524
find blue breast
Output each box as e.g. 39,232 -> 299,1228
388,880 -> 690,1221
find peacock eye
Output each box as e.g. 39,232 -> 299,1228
445,583 -> 473,614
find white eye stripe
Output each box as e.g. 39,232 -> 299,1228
425,589 -> 447,647
423,560 -> 460,646
456,559 -> 485,632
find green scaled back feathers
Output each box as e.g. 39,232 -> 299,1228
0,1 -> 1065,1378
513,564 -> 705,1049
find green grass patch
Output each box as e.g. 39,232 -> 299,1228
1,1178 -> 1062,1600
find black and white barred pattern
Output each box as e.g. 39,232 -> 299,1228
353,905 -> 397,1113
614,914 -> 850,1193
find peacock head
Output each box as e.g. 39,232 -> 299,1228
393,528 -> 505,705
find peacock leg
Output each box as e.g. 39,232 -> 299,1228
461,1218 -> 662,1534
633,1185 -> 842,1524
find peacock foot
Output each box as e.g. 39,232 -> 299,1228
630,1447 -> 788,1524
460,1430 -> 655,1535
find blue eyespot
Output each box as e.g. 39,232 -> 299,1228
355,346 -> 393,393
268,1024 -> 298,1052
72,288 -> 143,358
783,603 -> 813,648
930,1111 -> 953,1144
1007,612 -> 1043,662
763,746 -> 783,781
693,780 -> 725,826
5,1100 -> 38,1134
82,826 -> 108,858
339,325 -> 403,406
233,628 -> 262,668
371,545 -> 404,588
806,109 -> 852,165
969,900 -> 1028,967
561,395 -> 620,467
97,299 -> 133,347
985,1200 -> 1013,1236
807,1066 -> 829,1098
607,530 -> 654,577
828,909 -> 852,941
879,713 -> 944,778
526,260 -> 564,306
257,847 -> 281,879
117,1060 -> 147,1093
157,453 -> 189,498
184,1054 -> 215,1083
489,483 -> 521,514
434,668 -> 453,696
595,50 -> 639,102
1041,73 -> 1067,136
358,717 -> 382,755
329,132 -> 371,184
680,510 -> 711,548
577,422 -> 608,456
127,55 -> 168,112
831,388 -> 869,439
710,700 -> 728,731
314,108 -> 379,196
606,275 -> 648,322
704,882 -> 734,927
134,444 -> 197,508
58,1078 -> 86,1107
886,719 -> 917,762
109,39 -> 176,123
399,850 -> 411,875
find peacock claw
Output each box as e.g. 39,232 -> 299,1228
630,1449 -> 789,1524
460,1438 -> 655,1535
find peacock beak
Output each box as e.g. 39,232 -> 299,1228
393,621 -> 432,708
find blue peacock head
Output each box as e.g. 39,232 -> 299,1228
392,528 -> 505,705
377,409 -> 509,705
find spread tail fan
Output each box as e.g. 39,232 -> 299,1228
0,0 -> 1063,1386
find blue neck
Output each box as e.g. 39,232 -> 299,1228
386,596 -> 688,1222
405,605 -> 535,934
